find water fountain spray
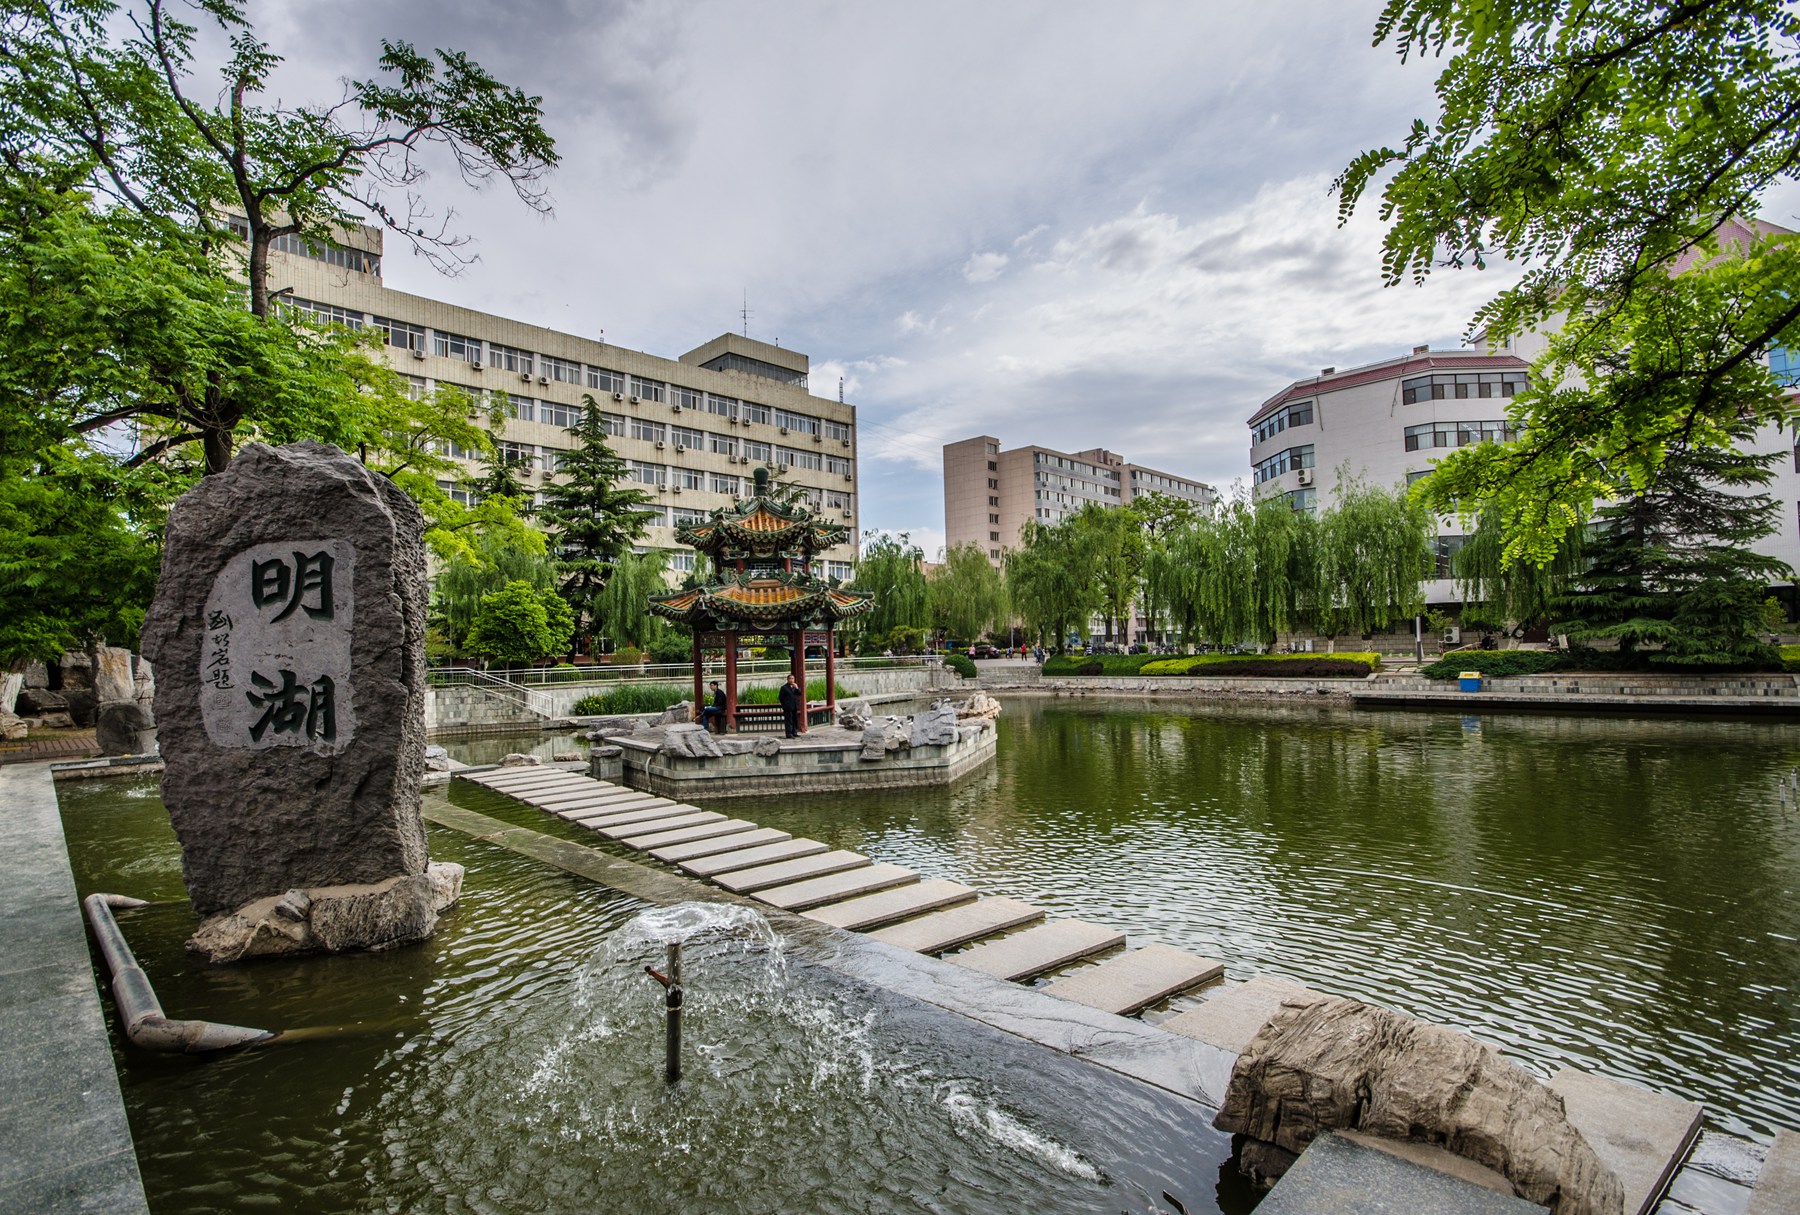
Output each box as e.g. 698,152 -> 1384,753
643,941 -> 683,1082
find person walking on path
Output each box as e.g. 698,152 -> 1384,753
778,674 -> 802,738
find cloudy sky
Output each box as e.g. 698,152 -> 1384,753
242,0 -> 1532,557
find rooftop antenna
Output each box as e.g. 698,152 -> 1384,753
740,291 -> 752,338
838,376 -> 845,403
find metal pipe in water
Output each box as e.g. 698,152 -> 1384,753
644,940 -> 683,1082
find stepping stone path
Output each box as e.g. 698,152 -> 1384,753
458,768 -> 1225,1022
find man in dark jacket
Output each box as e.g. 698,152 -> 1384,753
777,674 -> 802,738
701,681 -> 726,733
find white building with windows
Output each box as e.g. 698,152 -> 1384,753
245,219 -> 859,585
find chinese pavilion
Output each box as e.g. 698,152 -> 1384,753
648,467 -> 872,733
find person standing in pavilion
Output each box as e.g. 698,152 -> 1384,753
778,674 -> 802,739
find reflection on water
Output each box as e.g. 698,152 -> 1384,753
715,698 -> 1800,1143
56,777 -> 1241,1215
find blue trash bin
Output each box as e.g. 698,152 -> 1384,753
1458,671 -> 1483,693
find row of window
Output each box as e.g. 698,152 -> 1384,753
1129,469 -> 1210,499
1033,452 -> 1121,482
228,218 -> 381,275
1253,444 -> 1315,485
1403,420 -> 1517,451
1034,472 -> 1122,497
1252,399 -> 1314,445
434,480 -> 856,526
1400,371 -> 1528,405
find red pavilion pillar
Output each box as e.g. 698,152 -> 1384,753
790,627 -> 807,733
724,634 -> 739,733
690,631 -> 702,722
824,629 -> 837,719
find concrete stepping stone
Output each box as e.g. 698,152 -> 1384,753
482,777 -> 591,797
595,812 -> 721,840
1749,1128 -> 1800,1215
621,818 -> 757,851
712,850 -> 869,894
867,897 -> 1044,954
557,802 -> 662,823
528,786 -> 636,807
1257,1131 -> 1542,1215
754,864 -> 918,912
649,827 -> 792,864
1550,1068 -> 1702,1215
1159,975 -> 1327,1053
611,812 -> 728,842
479,771 -> 587,790
546,792 -> 658,815
679,838 -> 828,877
803,878 -> 979,932
950,918 -> 1124,982
1039,943 -> 1224,1016
566,801 -> 682,826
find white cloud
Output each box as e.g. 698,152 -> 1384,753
962,251 -> 1010,283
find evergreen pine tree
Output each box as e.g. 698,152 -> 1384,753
537,395 -> 657,651
1553,426 -> 1788,664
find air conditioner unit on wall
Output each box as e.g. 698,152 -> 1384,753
739,456 -> 750,464
841,439 -> 851,447
629,395 -> 640,404
812,434 -> 822,443
843,473 -> 853,482
1296,467 -> 1314,487
519,371 -> 531,382
411,348 -> 426,360
779,426 -> 789,435
777,463 -> 790,472
613,391 -> 624,401
671,484 -> 681,494
470,361 -> 483,371
538,375 -> 549,385
675,444 -> 687,454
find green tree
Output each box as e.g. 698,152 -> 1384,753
1337,0 -> 1800,563
536,396 -> 656,651
1135,491 -> 1203,643
433,528 -> 557,655
929,542 -> 1006,643
1551,429 -> 1787,664
463,579 -> 573,669
1313,475 -> 1432,644
847,532 -> 929,647
1005,517 -> 1098,651
1069,502 -> 1146,645
1147,494 -> 1314,649
1452,505 -> 1586,635
594,549 -> 670,652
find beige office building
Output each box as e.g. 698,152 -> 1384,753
944,436 -> 1214,566
245,219 -> 860,582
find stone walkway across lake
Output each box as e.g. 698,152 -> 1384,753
456,764 -> 1228,1018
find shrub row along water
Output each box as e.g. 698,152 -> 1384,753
1040,652 -> 1381,678
571,680 -> 856,716
1419,645 -> 1800,680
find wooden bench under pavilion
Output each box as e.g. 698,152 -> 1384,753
649,467 -> 872,734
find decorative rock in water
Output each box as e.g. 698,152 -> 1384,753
92,644 -> 136,704
656,701 -> 695,726
499,753 -> 541,767
551,751 -> 583,763
909,701 -> 960,747
836,698 -> 873,731
141,441 -> 456,960
954,691 -> 1002,721
423,744 -> 451,772
1215,995 -> 1624,1215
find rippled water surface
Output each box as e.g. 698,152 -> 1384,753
57,776 -> 1243,1215
719,697 -> 1800,1143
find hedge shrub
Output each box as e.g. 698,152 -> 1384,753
571,683 -> 691,715
1043,651 -> 1381,678
942,653 -> 978,679
1782,645 -> 1800,673
1041,653 -> 1161,676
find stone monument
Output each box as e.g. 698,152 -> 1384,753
141,441 -> 461,962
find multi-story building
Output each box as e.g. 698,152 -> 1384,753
944,436 -> 1214,565
243,218 -> 859,585
1248,341 -> 1800,607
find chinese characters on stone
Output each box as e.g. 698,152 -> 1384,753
243,549 -> 338,744
205,610 -> 233,690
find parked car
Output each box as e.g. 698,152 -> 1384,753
969,643 -> 1001,660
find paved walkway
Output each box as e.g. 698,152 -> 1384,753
0,730 -> 100,767
0,763 -> 149,1214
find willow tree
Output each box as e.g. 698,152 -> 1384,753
1452,505 -> 1587,634
1149,494 -> 1313,649
929,542 -> 1006,643
1337,0 -> 1800,564
1312,476 -> 1432,644
1069,501 -> 1146,645
847,532 -> 929,649
1006,518 -> 1097,652
595,549 -> 670,652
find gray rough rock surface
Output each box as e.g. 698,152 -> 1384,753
93,645 -> 135,704
752,737 -> 782,757
661,724 -> 725,758
836,698 -> 873,730
909,701 -> 960,747
551,751 -> 582,762
32,711 -> 76,729
499,752 -> 541,767
62,688 -> 98,727
140,442 -> 430,917
955,691 -> 1002,720
133,657 -> 156,709
187,862 -> 464,962
0,672 -> 20,715
1216,996 -> 1623,1215
22,660 -> 48,689
423,744 -> 450,772
95,700 -> 154,755
657,702 -> 695,726
15,687 -> 67,716
57,648 -> 94,689
0,711 -> 27,741
581,718 -> 641,738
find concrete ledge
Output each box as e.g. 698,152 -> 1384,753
1257,1132 -> 1543,1215
0,764 -> 149,1215
616,727 -> 997,799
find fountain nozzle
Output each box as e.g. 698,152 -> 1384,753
644,942 -> 683,1082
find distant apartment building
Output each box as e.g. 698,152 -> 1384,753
943,436 -> 1215,566
242,218 -> 859,583
1248,341 -> 1800,607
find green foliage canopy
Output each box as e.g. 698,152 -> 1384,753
929,542 -> 1006,643
463,579 -> 573,667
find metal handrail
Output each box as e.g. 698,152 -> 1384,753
425,654 -> 936,689
438,668 -> 558,719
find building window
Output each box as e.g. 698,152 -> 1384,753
504,395 -> 535,422
374,317 -> 425,352
540,449 -> 561,474
1252,445 -> 1314,485
667,549 -> 696,572
741,401 -> 771,425
488,343 -> 532,374
282,297 -> 364,329
1772,345 -> 1799,387
1406,469 -> 1432,486
672,385 -> 701,411
538,355 -> 577,384
989,513 -> 1000,524
825,489 -> 851,511
630,461 -> 665,487
1286,487 -> 1317,514
631,418 -> 666,444
599,412 -> 625,437
434,331 -> 481,363
672,507 -> 708,528
674,467 -> 704,490
631,376 -> 666,402
539,400 -> 578,428
435,479 -> 475,506
1253,400 -> 1314,445
825,455 -> 851,476
587,366 -> 624,393
1403,420 -> 1516,451
744,440 -> 773,462
1434,534 -> 1468,579
989,531 -> 1000,541
709,433 -> 738,457
637,506 -> 668,529
711,473 -> 741,495
774,408 -> 820,436
496,441 -> 536,469
1401,370 -> 1528,404
824,420 -> 851,442
990,549 -> 1000,560
671,425 -> 705,449
988,495 -> 998,506
987,460 -> 998,471
706,393 -> 738,420
987,478 -> 999,489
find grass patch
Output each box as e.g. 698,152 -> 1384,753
737,680 -> 855,704
571,684 -> 691,715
